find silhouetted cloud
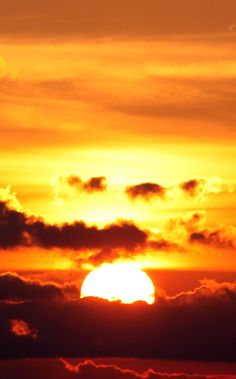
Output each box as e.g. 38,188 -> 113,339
55,175 -> 107,197
0,201 -> 27,248
83,177 -> 107,193
1,279 -> 236,360
65,175 -> 107,193
125,177 -> 232,202
0,201 -> 147,251
125,183 -> 166,201
180,179 -> 205,197
189,229 -> 235,250
28,220 -> 147,250
0,272 -> 66,301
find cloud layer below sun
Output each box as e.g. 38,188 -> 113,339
1,271 -> 236,362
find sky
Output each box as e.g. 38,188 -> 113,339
0,0 -> 236,377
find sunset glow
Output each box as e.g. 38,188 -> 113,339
1,1 -> 236,377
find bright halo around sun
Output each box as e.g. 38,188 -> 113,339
80,263 -> 155,304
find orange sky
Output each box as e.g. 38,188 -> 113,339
2,1 -> 236,371
0,0 -> 236,273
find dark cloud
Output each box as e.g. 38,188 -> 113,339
0,200 -> 184,265
0,201 -> 147,251
148,239 -> 182,252
61,175 -> 107,194
78,236 -> 182,266
0,272 -> 66,301
83,177 -> 107,193
189,229 -> 235,250
125,183 -> 166,201
28,220 -> 147,250
0,0 -> 235,39
180,179 -> 205,197
0,201 -> 27,248
1,280 -> 236,361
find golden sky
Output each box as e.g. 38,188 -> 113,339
2,1 -> 236,371
0,0 -> 236,273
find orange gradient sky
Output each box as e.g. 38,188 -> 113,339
0,0 -> 236,273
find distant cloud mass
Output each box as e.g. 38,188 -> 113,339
1,278 -> 236,361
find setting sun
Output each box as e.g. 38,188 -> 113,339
80,264 -> 155,304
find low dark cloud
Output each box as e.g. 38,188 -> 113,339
1,279 -> 236,361
125,183 -> 166,201
0,272 -> 66,301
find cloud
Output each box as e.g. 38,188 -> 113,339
28,219 -> 147,251
60,358 -> 222,379
189,227 -> 236,250
0,272 -> 68,301
53,175 -> 107,199
1,279 -> 236,361
0,200 -> 147,251
179,177 -> 231,198
125,177 -> 234,203
0,186 -> 21,211
10,319 -> 38,339
125,183 -> 166,201
180,179 -> 205,197
83,177 -> 107,193
0,358 -> 232,379
63,175 -> 107,194
0,201 -> 27,248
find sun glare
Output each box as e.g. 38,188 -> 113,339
80,263 -> 155,304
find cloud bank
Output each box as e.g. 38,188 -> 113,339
1,276 -> 236,361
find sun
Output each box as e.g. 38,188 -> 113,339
80,263 -> 155,304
